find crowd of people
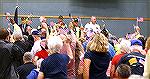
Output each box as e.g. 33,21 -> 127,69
0,15 -> 149,79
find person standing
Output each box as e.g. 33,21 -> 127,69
37,36 -> 71,79
83,33 -> 111,79
117,39 -> 145,76
19,17 -> 31,36
0,27 -> 18,79
84,16 -> 101,34
16,52 -> 36,79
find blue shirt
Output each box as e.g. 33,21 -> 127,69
108,43 -> 116,59
40,53 -> 69,79
27,69 -> 39,79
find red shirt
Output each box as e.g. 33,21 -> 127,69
35,50 -> 48,59
111,53 -> 125,66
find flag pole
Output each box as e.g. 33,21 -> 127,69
14,0 -> 19,25
136,19 -> 139,27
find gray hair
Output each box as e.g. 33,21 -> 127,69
116,64 -> 131,78
13,31 -> 23,41
47,36 -> 63,54
23,52 -> 33,62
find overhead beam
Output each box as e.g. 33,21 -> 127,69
0,14 -> 150,21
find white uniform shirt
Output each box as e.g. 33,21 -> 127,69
84,22 -> 100,33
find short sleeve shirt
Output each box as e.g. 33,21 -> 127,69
40,53 -> 69,79
84,51 -> 111,79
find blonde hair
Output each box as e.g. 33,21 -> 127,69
88,33 -> 108,53
145,37 -> 150,50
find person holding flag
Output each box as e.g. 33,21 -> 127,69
18,17 -> 32,36
130,17 -> 144,39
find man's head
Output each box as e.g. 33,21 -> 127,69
21,17 -> 28,24
31,29 -> 41,41
91,16 -> 97,24
23,52 -> 33,63
116,64 -> 131,79
131,39 -> 143,46
130,39 -> 143,52
58,15 -> 63,22
0,27 -> 9,40
31,29 -> 40,36
72,18 -> 79,26
39,16 -> 46,23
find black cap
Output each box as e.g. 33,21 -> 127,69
73,18 -> 78,22
58,15 -> 63,19
21,17 -> 27,21
101,28 -> 109,38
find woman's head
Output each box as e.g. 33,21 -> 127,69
87,33 -> 108,53
120,40 -> 131,53
47,36 -> 63,54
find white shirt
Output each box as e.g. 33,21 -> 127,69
84,22 -> 100,33
30,40 -> 42,56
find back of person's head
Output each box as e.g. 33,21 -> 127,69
13,31 -> 23,41
23,52 -> 33,63
31,30 -> 40,36
47,36 -> 63,54
31,29 -> 41,41
120,40 -> 131,53
88,33 -> 108,53
130,39 -> 143,52
58,15 -> 63,20
0,27 -> 9,40
116,64 -> 131,79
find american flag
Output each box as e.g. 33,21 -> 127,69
137,17 -> 144,22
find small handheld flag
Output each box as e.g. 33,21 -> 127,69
137,17 -> 144,22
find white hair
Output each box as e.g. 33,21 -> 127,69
120,39 -> 131,53
128,75 -> 144,79
47,36 -> 63,54
13,30 -> 23,41
130,45 -> 143,52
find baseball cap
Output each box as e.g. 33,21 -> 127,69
131,39 -> 143,46
58,15 -> 63,19
73,18 -> 78,22
32,30 -> 40,35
